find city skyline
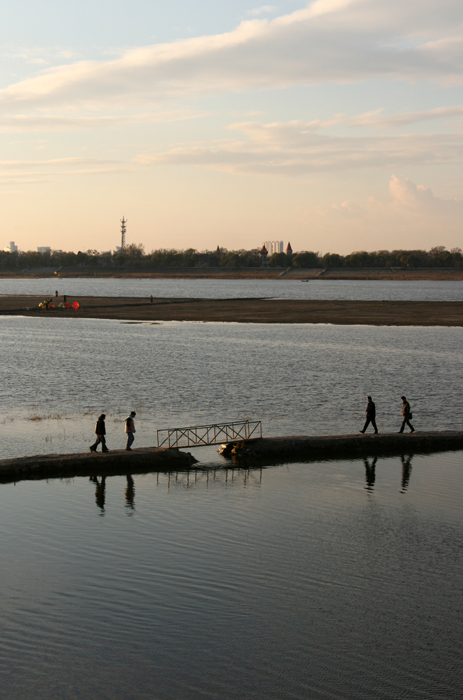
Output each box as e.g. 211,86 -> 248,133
2,0 -> 463,254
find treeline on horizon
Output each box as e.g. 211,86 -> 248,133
1,245 -> 462,269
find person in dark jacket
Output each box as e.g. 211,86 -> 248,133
360,396 -> 378,434
399,396 -> 415,433
90,414 -> 109,452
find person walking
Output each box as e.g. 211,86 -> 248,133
399,396 -> 415,433
360,396 -> 378,434
125,411 -> 136,451
90,414 -> 109,452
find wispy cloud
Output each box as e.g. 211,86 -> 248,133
136,118 -> 463,176
0,109 -> 210,132
0,0 -> 462,115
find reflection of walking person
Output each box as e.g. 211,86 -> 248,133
364,456 -> 377,490
125,411 -> 136,451
399,396 -> 415,433
360,396 -> 378,434
90,414 -> 109,452
401,454 -> 413,492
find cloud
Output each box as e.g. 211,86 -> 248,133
0,109 -> 209,132
348,106 -> 463,129
136,118 -> 463,176
309,174 -> 463,250
0,157 -> 130,185
247,6 -> 278,17
316,174 -> 463,220
0,0 -> 462,114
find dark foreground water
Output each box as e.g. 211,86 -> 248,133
1,452 -> 462,699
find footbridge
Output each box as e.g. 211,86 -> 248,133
157,420 -> 262,449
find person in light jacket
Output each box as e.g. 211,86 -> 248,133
125,411 -> 136,451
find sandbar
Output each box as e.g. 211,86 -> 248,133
0,295 -> 462,325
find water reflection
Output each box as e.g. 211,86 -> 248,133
85,457 -> 418,513
401,454 -> 413,493
363,456 -> 377,491
125,475 -> 135,511
90,474 -> 137,515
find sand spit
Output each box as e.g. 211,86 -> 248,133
0,446 -> 198,484
219,431 -> 463,464
1,295 -> 463,325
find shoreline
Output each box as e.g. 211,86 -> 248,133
0,268 -> 463,281
0,295 -> 462,325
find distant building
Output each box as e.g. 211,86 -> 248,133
260,244 -> 269,267
263,240 -> 284,256
37,247 -> 51,254
286,242 -> 293,258
4,241 -> 18,253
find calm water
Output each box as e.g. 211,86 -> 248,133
1,453 -> 462,699
1,277 -> 463,301
1,318 -> 462,460
1,316 -> 462,699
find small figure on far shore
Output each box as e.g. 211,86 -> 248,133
150,295 -> 153,304
360,396 -> 378,434
125,411 -> 136,451
90,414 -> 109,452
55,290 -> 58,297
399,396 -> 415,433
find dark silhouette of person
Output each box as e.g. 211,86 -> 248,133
360,396 -> 378,434
399,396 -> 415,433
55,290 -> 58,297
401,455 -> 413,492
90,414 -> 109,452
364,456 -> 377,490
150,295 -> 153,304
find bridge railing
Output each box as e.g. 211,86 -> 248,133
157,420 -> 262,449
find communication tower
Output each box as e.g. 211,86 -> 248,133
120,216 -> 127,250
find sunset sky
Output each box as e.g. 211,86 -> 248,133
2,0 -> 463,254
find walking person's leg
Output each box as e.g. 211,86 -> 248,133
126,432 -> 134,450
90,435 -> 102,452
372,418 -> 378,434
360,418 -> 370,434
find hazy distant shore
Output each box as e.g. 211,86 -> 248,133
0,268 -> 462,281
1,295 -> 462,326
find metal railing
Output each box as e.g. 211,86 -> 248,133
157,419 -> 262,448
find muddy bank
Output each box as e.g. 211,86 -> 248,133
1,268 -> 463,280
219,431 -> 463,464
0,446 -> 198,484
1,295 -> 463,325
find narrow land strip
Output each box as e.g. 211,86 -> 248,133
1,296 -> 463,325
1,432 -> 462,483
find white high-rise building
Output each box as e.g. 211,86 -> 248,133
4,241 -> 18,253
37,246 -> 51,254
262,240 -> 283,256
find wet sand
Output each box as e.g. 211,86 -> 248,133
1,295 -> 463,325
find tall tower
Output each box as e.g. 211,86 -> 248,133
120,216 -> 127,250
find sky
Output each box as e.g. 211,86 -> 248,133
2,0 -> 463,254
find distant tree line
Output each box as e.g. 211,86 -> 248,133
1,245 -> 462,270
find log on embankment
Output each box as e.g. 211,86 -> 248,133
219,431 -> 463,464
0,447 -> 198,484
